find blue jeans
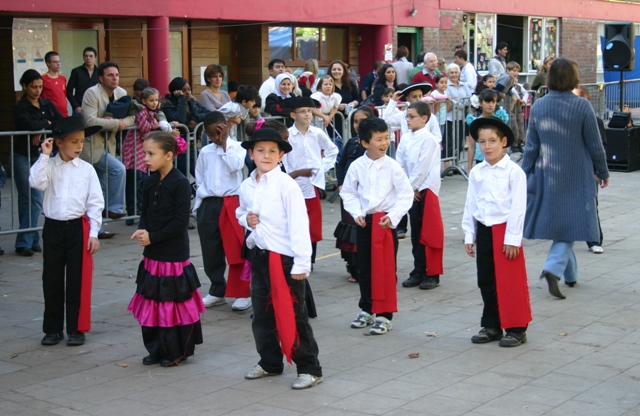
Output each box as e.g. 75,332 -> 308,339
93,151 -> 125,214
13,153 -> 44,249
544,241 -> 578,283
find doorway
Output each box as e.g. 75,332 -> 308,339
219,28 -> 238,91
397,27 -> 422,64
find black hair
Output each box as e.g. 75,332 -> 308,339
477,125 -> 506,141
268,59 -> 285,70
44,51 -> 58,63
133,78 -> 150,92
98,61 -> 119,77
19,69 -> 43,87
253,96 -> 262,108
478,88 -> 498,102
408,101 -> 431,118
474,74 -> 494,95
353,105 -> 376,118
145,131 -> 177,157
83,47 -> 97,57
453,50 -> 468,61
495,42 -> 508,54
228,81 -> 239,92
244,119 -> 288,138
382,87 -> 395,96
203,111 -> 226,127
373,64 -> 398,90
415,52 -> 426,65
234,85 -> 259,104
434,74 -> 448,86
358,117 -> 388,143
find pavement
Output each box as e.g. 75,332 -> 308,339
1,165 -> 640,416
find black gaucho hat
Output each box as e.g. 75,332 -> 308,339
400,82 -> 432,100
241,127 -> 292,153
469,116 -> 515,147
51,115 -> 102,139
281,96 -> 320,110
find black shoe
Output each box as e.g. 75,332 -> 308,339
160,356 -> 188,367
0,247 -> 4,255
41,333 -> 64,346
402,274 -> 425,288
67,332 -> 85,346
15,248 -> 35,257
565,281 -> 576,287
31,246 -> 42,253
471,328 -> 503,344
499,332 -> 527,347
541,271 -> 566,299
419,276 -> 440,290
142,355 -> 161,365
396,230 -> 407,240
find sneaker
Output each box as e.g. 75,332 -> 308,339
245,364 -> 279,380
292,374 -> 323,390
202,294 -> 227,307
471,327 -> 503,344
231,297 -> 252,311
589,245 -> 604,254
499,332 -> 527,347
41,332 -> 64,346
369,317 -> 392,335
67,332 -> 85,346
350,311 -> 375,328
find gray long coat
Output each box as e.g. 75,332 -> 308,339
521,90 -> 609,242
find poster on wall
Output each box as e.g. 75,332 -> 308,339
530,18 -> 543,71
544,19 -> 558,60
12,18 -> 53,91
475,14 -> 494,71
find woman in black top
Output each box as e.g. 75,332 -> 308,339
371,64 -> 399,106
328,60 -> 360,146
12,69 -> 63,256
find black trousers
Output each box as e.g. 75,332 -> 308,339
141,321 -> 203,361
397,214 -> 408,233
476,223 -> 526,333
356,215 -> 398,320
125,169 -> 145,216
408,196 -> 440,280
250,248 -> 322,376
42,217 -> 83,335
196,197 -> 227,297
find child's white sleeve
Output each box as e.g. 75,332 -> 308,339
28,153 -> 51,191
158,120 -> 173,132
504,166 -> 527,247
461,173 -> 479,244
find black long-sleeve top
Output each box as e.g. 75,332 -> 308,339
12,95 -> 63,157
162,94 -> 209,129
335,80 -> 360,106
139,168 -> 191,262
336,137 -> 366,186
66,65 -> 99,111
265,93 -> 297,117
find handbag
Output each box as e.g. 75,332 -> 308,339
106,95 -> 132,119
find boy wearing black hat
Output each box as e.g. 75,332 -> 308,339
29,117 -> 105,346
462,117 -> 531,348
237,128 -> 322,390
282,96 -> 338,267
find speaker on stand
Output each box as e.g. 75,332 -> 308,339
603,22 -> 635,113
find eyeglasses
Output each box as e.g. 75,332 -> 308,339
405,114 -> 420,120
294,109 -> 313,115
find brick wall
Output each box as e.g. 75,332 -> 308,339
560,18 -> 598,83
418,10 -> 465,63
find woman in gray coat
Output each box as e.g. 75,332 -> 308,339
522,58 -> 609,299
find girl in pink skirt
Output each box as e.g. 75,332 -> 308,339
128,131 -> 205,367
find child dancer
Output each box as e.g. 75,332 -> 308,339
29,117 -> 104,346
283,97 -> 339,267
341,118 -> 413,335
397,102 -> 444,291
310,75 -> 340,130
466,89 -> 509,173
128,132 -> 205,367
237,128 -> 322,390
265,73 -> 297,118
219,85 -> 259,140
462,117 -> 531,347
194,112 -> 250,311
381,88 -> 395,106
335,106 -> 376,283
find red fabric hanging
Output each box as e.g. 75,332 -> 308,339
305,187 -> 323,243
220,196 -> 250,298
370,212 -> 398,314
419,189 -> 444,276
77,215 -> 93,333
268,251 -> 298,364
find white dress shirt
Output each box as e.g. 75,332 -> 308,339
193,139 -> 246,211
459,62 -> 478,92
340,153 -> 413,228
461,154 -> 527,246
283,124 -> 339,198
258,77 -> 276,110
29,153 -> 104,238
382,99 -> 442,141
219,101 -> 250,139
397,125 -> 442,195
236,166 -> 312,275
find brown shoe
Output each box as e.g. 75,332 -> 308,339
107,211 -> 126,219
98,231 -> 117,239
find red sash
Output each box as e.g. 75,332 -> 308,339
77,216 -> 93,333
370,212 -> 398,314
419,189 -> 444,276
491,223 -> 532,329
268,251 -> 298,364
305,187 -> 323,243
220,196 -> 250,298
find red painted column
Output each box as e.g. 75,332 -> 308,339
374,25 -> 393,63
147,16 -> 170,96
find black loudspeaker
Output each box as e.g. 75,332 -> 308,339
605,126 -> 640,172
604,22 -> 635,71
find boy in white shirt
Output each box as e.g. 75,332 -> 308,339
219,85 -> 259,140
29,117 -> 104,347
462,116 -> 531,348
340,118 -> 413,335
283,97 -> 339,267
237,128 -> 322,390
195,112 -> 251,311
397,102 -> 445,291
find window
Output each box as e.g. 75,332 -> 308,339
528,17 -> 559,73
269,26 -> 347,64
475,14 -> 495,71
169,31 -> 183,80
